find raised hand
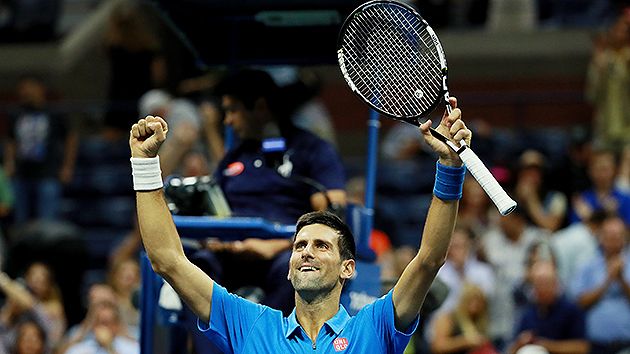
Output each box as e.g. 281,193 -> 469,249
419,97 -> 471,167
129,115 -> 169,158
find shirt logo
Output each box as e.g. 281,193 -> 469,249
224,162 -> 244,177
333,337 -> 349,352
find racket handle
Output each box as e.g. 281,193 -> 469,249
458,147 -> 517,216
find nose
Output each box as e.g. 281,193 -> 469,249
301,243 -> 315,259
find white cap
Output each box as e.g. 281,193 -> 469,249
138,89 -> 172,116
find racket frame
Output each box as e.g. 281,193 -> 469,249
337,0 -> 517,216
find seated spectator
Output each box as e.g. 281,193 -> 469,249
509,261 -> 589,354
431,284 -> 497,354
569,214 -> 630,354
0,262 -> 66,348
515,150 -> 567,232
459,178 -> 495,239
551,211 -> 605,287
62,302 -> 138,354
436,225 -> 495,314
480,207 -> 549,349
10,319 -> 46,354
56,283 -> 120,354
570,148 -> 630,225
106,259 -> 140,339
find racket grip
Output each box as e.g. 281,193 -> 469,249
458,147 -> 517,216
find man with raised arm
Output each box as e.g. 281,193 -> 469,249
129,97 -> 471,353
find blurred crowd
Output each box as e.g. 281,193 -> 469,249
0,1 -> 628,354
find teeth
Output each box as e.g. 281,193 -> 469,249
300,266 -> 317,271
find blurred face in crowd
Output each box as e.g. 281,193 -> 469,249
94,303 -> 121,334
88,283 -> 117,308
15,321 -> 46,354
222,95 -> 269,140
288,224 -> 353,299
25,263 -> 53,300
458,284 -> 487,318
448,228 -> 472,269
110,259 -> 140,295
17,78 -> 47,108
462,178 -> 489,210
530,261 -> 558,307
599,217 -> 627,257
588,152 -> 617,190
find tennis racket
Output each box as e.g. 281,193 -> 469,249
337,0 -> 517,216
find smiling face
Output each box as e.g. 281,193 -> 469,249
288,224 -> 355,300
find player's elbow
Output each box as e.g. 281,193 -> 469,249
415,255 -> 446,274
149,250 -> 186,277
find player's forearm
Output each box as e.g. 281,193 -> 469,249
136,190 -> 186,275
393,196 -> 457,327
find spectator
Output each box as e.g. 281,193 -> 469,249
480,207 -> 548,349
551,211 -> 605,287
431,284 -> 496,354
435,225 -> 495,315
9,320 -> 46,354
569,214 -> 630,354
509,261 -> 589,354
586,8 -> 630,148
62,302 -> 138,354
106,259 -> 140,339
3,76 -> 78,224
0,262 -> 65,348
458,178 -> 495,239
56,283 -> 120,354
21,263 -> 65,345
515,150 -> 568,232
570,148 -> 630,225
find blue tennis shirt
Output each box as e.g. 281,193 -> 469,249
198,283 -> 418,353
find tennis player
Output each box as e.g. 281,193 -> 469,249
129,97 -> 471,353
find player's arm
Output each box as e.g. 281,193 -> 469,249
392,98 -> 471,330
130,116 -> 214,323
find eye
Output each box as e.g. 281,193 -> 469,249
317,242 -> 329,250
294,242 -> 305,251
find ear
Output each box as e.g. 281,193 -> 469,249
340,259 -> 356,281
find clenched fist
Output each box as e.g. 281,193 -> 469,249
129,115 -> 169,158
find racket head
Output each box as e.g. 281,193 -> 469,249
337,0 -> 448,126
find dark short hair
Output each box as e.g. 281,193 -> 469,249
294,211 -> 356,261
215,69 -> 279,111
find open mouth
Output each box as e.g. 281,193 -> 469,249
299,266 -> 319,272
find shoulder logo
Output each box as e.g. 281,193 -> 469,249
333,337 -> 349,352
224,162 -> 244,177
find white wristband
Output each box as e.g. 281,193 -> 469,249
130,156 -> 163,191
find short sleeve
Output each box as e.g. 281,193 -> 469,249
198,283 -> 267,354
356,290 -> 419,353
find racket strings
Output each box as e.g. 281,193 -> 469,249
339,3 -> 444,118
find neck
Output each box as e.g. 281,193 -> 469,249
294,287 -> 341,342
